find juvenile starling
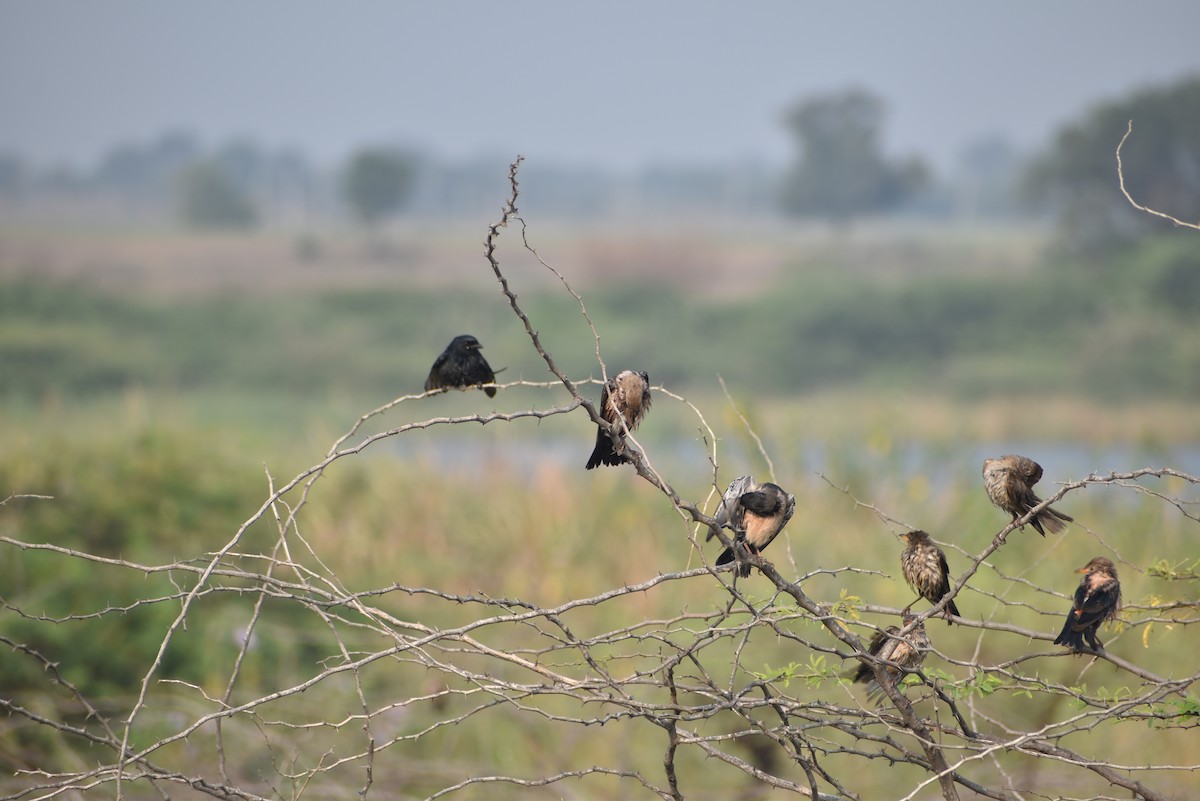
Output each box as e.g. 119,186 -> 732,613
1053,556 -> 1121,655
982,454 -> 1073,536
425,335 -> 498,397
899,530 -> 961,623
708,476 -> 796,578
851,615 -> 930,705
585,370 -> 652,469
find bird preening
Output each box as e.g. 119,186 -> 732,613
1054,556 -> 1121,655
708,475 -> 796,577
983,454 -> 1074,536
851,614 -> 930,705
585,370 -> 652,469
899,530 -> 961,624
425,335 -> 499,397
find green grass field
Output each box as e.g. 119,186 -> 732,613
2,221 -> 1198,405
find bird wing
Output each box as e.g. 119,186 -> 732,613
1015,481 -> 1046,515
779,493 -> 796,529
598,379 -> 619,424
463,352 -> 496,385
1015,456 -> 1044,486
1071,579 -> 1120,631
887,638 -> 916,671
873,628 -> 908,673
424,350 -> 450,390
853,627 -> 895,683
936,550 -> 953,590
710,475 -> 753,537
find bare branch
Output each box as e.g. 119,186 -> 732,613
3,155 -> 1197,801
1116,119 -> 1200,230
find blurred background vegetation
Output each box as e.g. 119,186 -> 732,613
1,77 -> 1198,411
1,72 -> 1199,798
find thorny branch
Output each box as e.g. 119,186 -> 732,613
0,157 -> 1198,801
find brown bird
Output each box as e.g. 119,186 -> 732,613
899,530 -> 961,624
1053,556 -> 1121,655
585,370 -> 652,469
982,454 -> 1073,536
708,475 -> 796,577
851,614 -> 931,705
425,335 -> 498,397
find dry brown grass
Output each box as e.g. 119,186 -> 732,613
0,218 -> 1048,300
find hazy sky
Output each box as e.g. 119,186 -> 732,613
2,2 -> 1199,172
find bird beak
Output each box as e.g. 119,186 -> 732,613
1075,566 -> 1089,574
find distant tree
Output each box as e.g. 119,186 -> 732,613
779,88 -> 928,225
176,161 -> 259,230
954,134 -> 1023,219
94,130 -> 199,199
214,137 -> 272,193
1023,74 -> 1200,250
342,147 -> 418,225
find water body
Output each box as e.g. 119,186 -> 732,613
377,430 -> 1199,491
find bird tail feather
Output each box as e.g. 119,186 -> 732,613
585,428 -> 622,469
1053,620 -> 1084,650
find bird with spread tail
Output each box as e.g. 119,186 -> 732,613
982,454 -> 1073,536
585,370 -> 652,469
899,530 -> 961,624
424,335 -> 498,398
1053,556 -> 1121,655
851,614 -> 930,705
707,475 -> 796,578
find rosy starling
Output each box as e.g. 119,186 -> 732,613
899,530 -> 961,623
1053,556 -> 1121,655
425,335 -> 498,397
709,476 -> 796,577
982,454 -> 1073,536
851,614 -> 930,705
585,370 -> 652,469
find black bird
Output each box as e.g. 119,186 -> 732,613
982,454 -> 1074,536
899,530 -> 961,624
851,614 -> 930,705
425,335 -> 498,398
585,370 -> 652,469
1054,556 -> 1121,655
708,475 -> 796,577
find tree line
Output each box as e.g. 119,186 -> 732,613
1,75 -> 1196,241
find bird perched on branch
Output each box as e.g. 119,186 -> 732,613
707,475 -> 795,577
899,530 -> 961,624
585,370 -> 652,469
1053,556 -> 1121,655
982,454 -> 1073,536
710,475 -> 755,533
425,335 -> 499,398
851,614 -> 930,705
